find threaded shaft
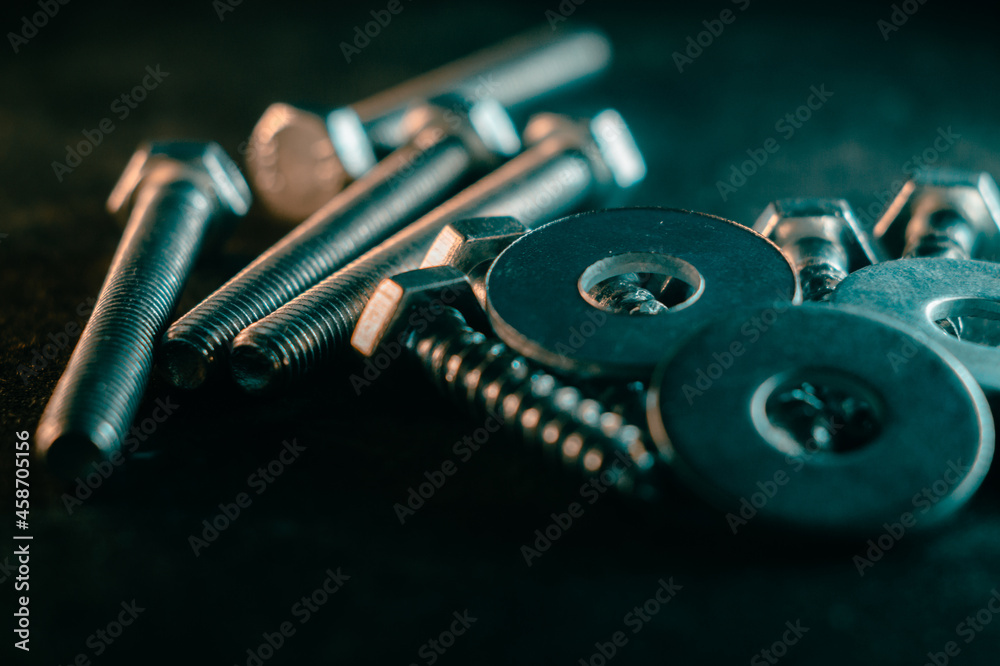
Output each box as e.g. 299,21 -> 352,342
161,133 -> 475,389
902,209 -> 976,260
797,262 -> 847,302
36,179 -> 218,477
410,308 -> 667,502
229,148 -> 595,393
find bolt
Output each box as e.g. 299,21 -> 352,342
246,26 -> 612,220
228,109 -> 646,393
874,168 -> 1000,261
353,265 -> 670,501
754,198 -> 880,301
160,99 -> 520,390
35,141 -> 250,478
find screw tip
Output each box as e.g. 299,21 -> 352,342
160,337 -> 213,390
230,341 -> 284,395
36,424 -> 113,481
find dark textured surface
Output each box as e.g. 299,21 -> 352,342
2,1 -> 1000,664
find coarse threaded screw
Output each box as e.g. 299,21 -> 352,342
413,306 -> 668,501
754,198 -> 880,302
35,141 -> 251,478
160,100 -> 520,390
247,26 -> 612,220
229,109 -> 646,393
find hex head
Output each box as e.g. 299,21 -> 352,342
754,198 -> 882,271
523,109 -> 646,194
107,140 -> 251,217
398,96 -> 521,163
420,216 -> 527,273
246,103 -> 349,221
874,169 -> 1000,261
351,266 -> 480,358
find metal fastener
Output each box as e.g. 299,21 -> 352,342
160,99 -> 519,390
753,198 -> 881,301
228,109 -> 646,393
247,26 -> 612,220
647,303 -> 994,533
35,141 -> 250,477
874,168 -> 1000,261
353,265 -> 670,501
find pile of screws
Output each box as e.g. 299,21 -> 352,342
35,26 -> 997,536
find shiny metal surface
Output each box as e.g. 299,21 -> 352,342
754,198 -> 880,302
247,26 -> 612,221
874,168 -> 1000,261
831,258 -> 1000,394
353,266 -> 670,502
486,208 -> 798,379
35,142 -> 250,478
160,101 -> 517,390
227,109 -> 645,393
647,303 -> 994,534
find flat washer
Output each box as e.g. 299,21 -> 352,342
647,303 -> 994,534
831,257 -> 1000,394
485,207 -> 799,378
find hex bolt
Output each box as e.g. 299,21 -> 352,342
229,109 -> 646,393
35,142 -> 251,478
874,168 -> 1000,261
353,266 -> 670,502
247,26 -> 612,220
754,198 -> 880,302
160,99 -> 520,390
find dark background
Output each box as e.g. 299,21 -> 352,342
3,1 -> 1000,664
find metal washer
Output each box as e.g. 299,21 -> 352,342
485,207 -> 799,378
646,303 -> 994,534
831,257 -> 1000,394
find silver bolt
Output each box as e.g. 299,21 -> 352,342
35,141 -> 250,477
754,198 -> 880,302
354,265 -> 669,501
874,168 -> 1000,261
160,99 -> 520,390
228,109 -> 646,393
247,26 -> 612,220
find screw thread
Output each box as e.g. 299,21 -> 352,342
228,149 -> 596,393
36,180 -> 218,475
162,135 -> 475,389
902,208 -> 976,261
798,263 -> 847,302
411,308 -> 667,502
